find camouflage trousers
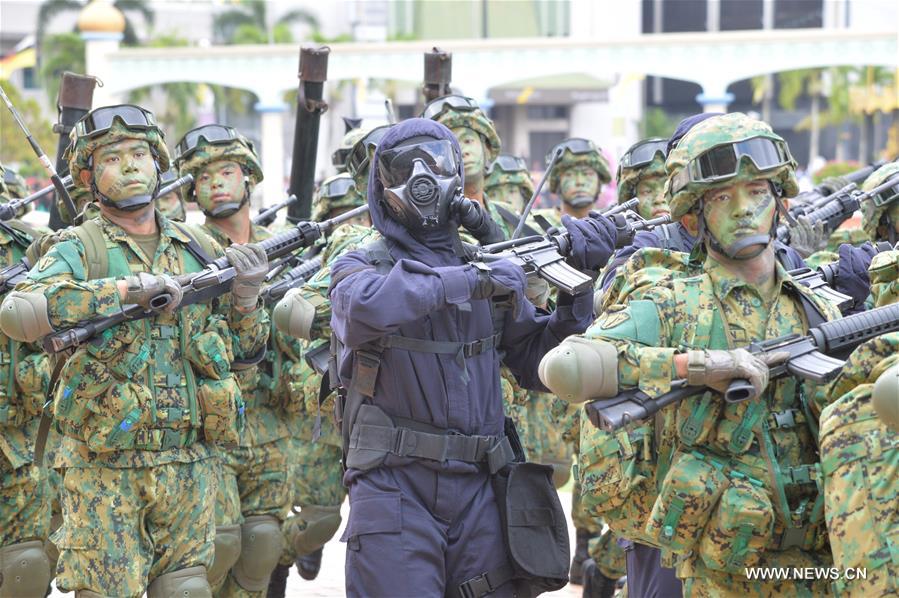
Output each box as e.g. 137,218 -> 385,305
588,528 -> 627,580
213,436 -> 292,597
279,418 -> 346,566
0,456 -> 51,548
52,458 -> 217,597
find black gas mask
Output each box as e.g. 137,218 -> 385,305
378,137 -> 462,231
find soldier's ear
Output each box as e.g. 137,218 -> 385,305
79,170 -> 93,188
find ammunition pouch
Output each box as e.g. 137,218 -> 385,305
197,376 -> 244,445
457,461 -> 570,598
346,404 -> 516,473
147,566 -> 211,598
232,515 -> 282,592
0,540 -> 51,598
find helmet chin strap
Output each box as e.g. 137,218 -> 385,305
201,179 -> 250,219
700,196 -> 782,261
93,162 -> 162,212
564,194 -> 595,209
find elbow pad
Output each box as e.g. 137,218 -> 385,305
538,336 -> 619,403
272,289 -> 316,341
0,291 -> 53,342
873,364 -> 899,433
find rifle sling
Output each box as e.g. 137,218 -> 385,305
494,204 -> 539,238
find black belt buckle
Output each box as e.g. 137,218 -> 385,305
464,338 -> 485,358
458,573 -> 492,598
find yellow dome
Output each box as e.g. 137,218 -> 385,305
77,0 -> 126,34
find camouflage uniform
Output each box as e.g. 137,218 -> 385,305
817,252 -> 899,597
860,161 -> 899,244
10,118 -> 269,597
176,130 -> 292,597
484,155 -> 535,214
616,139 -> 670,220
0,165 -> 54,598
567,114 -> 841,595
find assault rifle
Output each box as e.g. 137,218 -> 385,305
776,173 -> 899,244
472,208 -> 669,295
260,254 -> 324,306
17,175 -> 74,209
585,301 -> 899,432
788,159 -> 887,218
254,195 -> 298,227
41,204 -> 370,353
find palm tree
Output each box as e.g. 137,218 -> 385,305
39,32 -> 86,104
36,0 -> 154,62
213,0 -> 319,45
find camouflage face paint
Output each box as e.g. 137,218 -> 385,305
560,165 -> 599,204
635,174 -> 669,220
195,159 -> 246,214
91,139 -> 157,202
702,179 -> 776,258
491,183 -> 527,212
451,126 -> 485,181
887,201 -> 899,236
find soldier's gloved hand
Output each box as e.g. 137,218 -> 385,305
561,213 -> 617,272
227,243 -> 269,311
790,216 -> 828,258
470,258 -> 526,305
123,272 -> 183,312
686,348 -> 777,400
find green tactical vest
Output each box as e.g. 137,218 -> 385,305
653,272 -> 832,558
53,219 -> 220,452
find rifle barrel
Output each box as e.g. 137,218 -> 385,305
513,147 -> 563,239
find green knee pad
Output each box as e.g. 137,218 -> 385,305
0,540 -> 51,598
147,566 -> 212,598
288,505 -> 342,556
207,525 -> 241,588
232,515 -> 282,592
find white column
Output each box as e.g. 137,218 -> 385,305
81,32 -> 122,107
254,101 -> 287,207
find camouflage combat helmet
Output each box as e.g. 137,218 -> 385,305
311,173 -> 361,221
333,125 -> 370,174
423,95 -> 501,165
67,104 -> 171,192
484,154 -> 535,199
174,124 -> 263,190
616,137 -> 667,204
665,112 -> 799,220
860,161 -> 899,242
547,138 -> 612,195
347,125 -> 391,195
2,167 -> 28,200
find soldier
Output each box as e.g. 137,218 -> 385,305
616,137 -> 670,220
541,112 -> 843,595
422,94 -> 517,238
173,123 -> 293,597
156,168 -> 187,221
0,164 -> 53,598
484,154 -> 535,213
543,137 -> 612,222
267,173 -> 371,596
3,166 -> 29,200
861,160 -> 899,245
1,105 -> 270,598
329,117 -> 616,597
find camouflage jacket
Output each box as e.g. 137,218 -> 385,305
202,222 -> 291,446
820,331 -> 898,597
0,223 -> 50,469
20,212 -> 269,468
584,257 -> 842,573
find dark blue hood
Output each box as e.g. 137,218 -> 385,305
368,118 -> 464,264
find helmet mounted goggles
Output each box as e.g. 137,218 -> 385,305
420,95 -> 481,121
671,136 -> 792,195
619,138 -> 668,169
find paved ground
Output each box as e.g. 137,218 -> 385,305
49,491 -> 583,597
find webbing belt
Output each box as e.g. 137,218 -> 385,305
375,331 -> 503,359
457,563 -> 516,598
348,407 -> 515,474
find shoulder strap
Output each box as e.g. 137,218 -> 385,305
494,203 -> 539,238
171,222 -> 215,266
784,282 -> 828,331
73,219 -> 109,280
